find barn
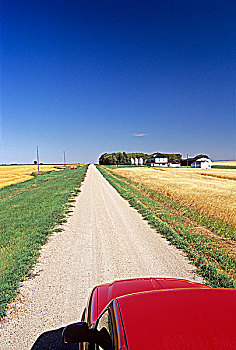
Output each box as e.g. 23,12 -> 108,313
191,157 -> 212,169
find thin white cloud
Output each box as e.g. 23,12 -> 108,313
132,133 -> 147,137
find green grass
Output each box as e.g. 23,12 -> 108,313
0,165 -> 88,319
101,164 -> 144,168
97,165 -> 236,289
212,165 -> 236,169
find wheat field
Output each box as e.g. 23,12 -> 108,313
112,167 -> 236,227
0,165 -> 65,189
212,161 -> 236,166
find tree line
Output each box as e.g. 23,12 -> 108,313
99,152 -> 183,165
98,152 -> 209,165
99,152 -> 130,165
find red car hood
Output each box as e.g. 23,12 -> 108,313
117,288 -> 236,349
96,277 -> 208,318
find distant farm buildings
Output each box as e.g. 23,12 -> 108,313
130,157 -> 144,166
133,152 -> 212,168
181,156 -> 212,169
131,152 -> 182,167
191,157 -> 212,169
146,152 -> 169,167
168,161 -> 181,168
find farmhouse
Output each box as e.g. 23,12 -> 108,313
146,152 -> 168,167
191,157 -> 212,169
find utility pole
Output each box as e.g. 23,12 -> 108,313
37,146 -> 39,172
63,151 -> 66,168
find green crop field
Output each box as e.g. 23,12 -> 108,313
0,165 -> 88,319
97,165 -> 236,290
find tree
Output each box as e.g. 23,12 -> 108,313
116,152 -> 123,164
195,154 -> 209,159
99,152 -> 129,165
111,153 -> 117,165
123,152 -> 129,164
163,153 -> 182,163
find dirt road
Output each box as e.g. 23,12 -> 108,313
0,164 -> 203,349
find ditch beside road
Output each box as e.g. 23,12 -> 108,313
0,164 -> 203,349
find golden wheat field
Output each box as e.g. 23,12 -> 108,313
112,167 -> 236,227
0,164 -> 65,189
212,160 -> 236,166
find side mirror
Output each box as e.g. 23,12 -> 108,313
62,322 -> 112,349
63,322 -> 92,344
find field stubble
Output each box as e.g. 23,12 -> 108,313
98,166 -> 236,288
0,165 -> 63,189
0,164 -> 83,189
111,167 -> 236,228
212,161 -> 236,167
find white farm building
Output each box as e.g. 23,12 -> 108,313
146,152 -> 168,167
191,157 -> 212,169
169,161 -> 181,168
130,157 -> 144,166
138,157 -> 143,165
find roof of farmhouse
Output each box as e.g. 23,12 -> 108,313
152,152 -> 168,158
193,157 -> 212,162
183,156 -> 211,163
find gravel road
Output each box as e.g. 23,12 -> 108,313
0,164 -> 203,349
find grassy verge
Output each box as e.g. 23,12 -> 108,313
31,170 -> 56,176
97,165 -> 236,289
212,165 -> 236,169
100,165 -> 144,168
0,165 -> 88,319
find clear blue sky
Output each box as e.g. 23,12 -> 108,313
1,0 -> 235,163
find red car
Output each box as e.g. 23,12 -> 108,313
63,277 -> 236,349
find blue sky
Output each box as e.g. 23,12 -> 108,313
1,0 -> 235,163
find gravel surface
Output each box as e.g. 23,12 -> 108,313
0,164 -> 203,349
